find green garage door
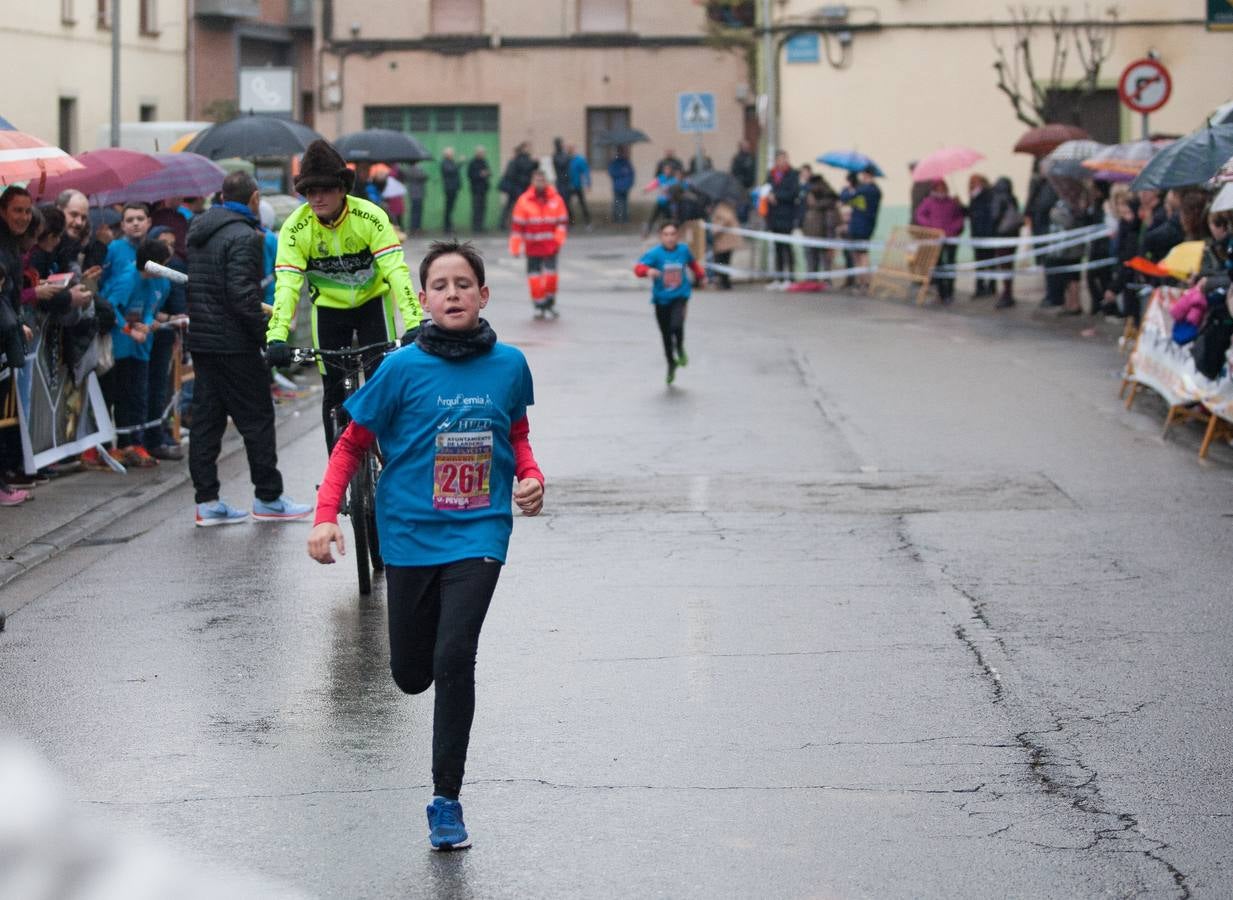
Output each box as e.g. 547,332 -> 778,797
364,105 -> 500,232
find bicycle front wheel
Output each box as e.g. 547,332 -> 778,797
365,453 -> 383,573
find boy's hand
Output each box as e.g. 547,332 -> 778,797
644,267 -> 661,279
514,478 -> 543,516
308,522 -> 345,563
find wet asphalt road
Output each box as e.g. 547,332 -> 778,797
2,234 -> 1232,898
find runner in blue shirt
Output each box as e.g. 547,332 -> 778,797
307,240 -> 544,852
634,221 -> 705,384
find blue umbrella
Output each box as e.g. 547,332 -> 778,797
816,150 -> 884,177
1131,124 -> 1233,191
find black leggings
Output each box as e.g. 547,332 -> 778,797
314,298 -> 392,449
772,228 -> 794,280
386,558 -> 502,800
654,299 -> 687,366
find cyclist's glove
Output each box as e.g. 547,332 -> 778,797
400,325 -> 421,347
265,340 -> 292,367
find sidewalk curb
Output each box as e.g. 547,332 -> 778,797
0,391 -> 321,606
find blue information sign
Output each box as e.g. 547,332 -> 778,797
785,33 -> 820,63
677,93 -> 717,134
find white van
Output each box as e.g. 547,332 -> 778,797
94,121 -> 213,153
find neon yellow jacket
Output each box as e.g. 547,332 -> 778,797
266,196 -> 421,343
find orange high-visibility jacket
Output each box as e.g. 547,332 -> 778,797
509,185 -> 568,258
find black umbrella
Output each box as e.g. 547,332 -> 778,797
1131,124 -> 1233,190
184,114 -> 323,160
334,128 -> 432,163
596,127 -> 650,147
688,169 -> 744,205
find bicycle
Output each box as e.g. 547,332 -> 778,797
284,341 -> 397,595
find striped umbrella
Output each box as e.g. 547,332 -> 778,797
0,129 -> 84,184
93,152 -> 226,204
1081,140 -> 1171,181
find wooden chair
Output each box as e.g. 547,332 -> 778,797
869,225 -> 945,306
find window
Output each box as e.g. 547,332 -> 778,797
139,0 -> 159,35
460,106 -> 498,132
58,97 -> 77,154
96,0 -> 111,29
586,106 -> 630,169
706,1 -> 754,27
431,0 -> 482,34
578,0 -> 629,33
1043,88 -> 1120,144
61,0 -> 76,25
367,105 -> 497,135
139,104 -> 157,122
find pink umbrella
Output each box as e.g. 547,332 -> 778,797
32,148 -> 165,201
911,146 -> 986,183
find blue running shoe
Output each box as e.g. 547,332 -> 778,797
195,499 -> 249,527
252,495 -> 313,522
426,796 -> 472,851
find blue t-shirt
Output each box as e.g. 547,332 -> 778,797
344,341 -> 535,566
638,243 -> 696,305
113,276 -> 169,361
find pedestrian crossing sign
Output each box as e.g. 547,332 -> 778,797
677,93 -> 717,133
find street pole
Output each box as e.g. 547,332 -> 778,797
762,0 -> 776,170
1142,113 -> 1150,141
110,0 -> 121,147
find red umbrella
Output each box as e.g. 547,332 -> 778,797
0,129 -> 83,184
911,146 -> 985,182
33,148 -> 165,201
1013,124 -> 1090,157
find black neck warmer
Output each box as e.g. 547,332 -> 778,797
414,319 -> 497,360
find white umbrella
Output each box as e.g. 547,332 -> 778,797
382,175 -> 407,199
1211,182 -> 1233,213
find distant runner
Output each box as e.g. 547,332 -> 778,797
634,221 -> 705,384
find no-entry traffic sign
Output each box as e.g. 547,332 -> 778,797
1118,59 -> 1172,115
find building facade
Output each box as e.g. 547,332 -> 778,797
188,0 -> 316,126
0,0 -> 186,153
320,0 -> 750,227
771,0 -> 1233,233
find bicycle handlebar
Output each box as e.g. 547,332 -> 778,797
285,341 -> 398,365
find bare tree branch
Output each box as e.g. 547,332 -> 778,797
990,2 -> 1120,128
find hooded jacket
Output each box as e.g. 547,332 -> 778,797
989,178 -> 1021,237
914,192 -> 967,238
186,205 -> 268,354
509,185 -> 568,258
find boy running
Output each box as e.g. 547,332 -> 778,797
634,221 -> 705,384
307,240 -> 544,851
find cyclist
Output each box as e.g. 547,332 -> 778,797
265,139 -> 422,447
307,240 -> 545,851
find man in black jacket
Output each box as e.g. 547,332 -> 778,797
467,145 -> 491,233
440,147 -> 461,233
186,172 -> 311,526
